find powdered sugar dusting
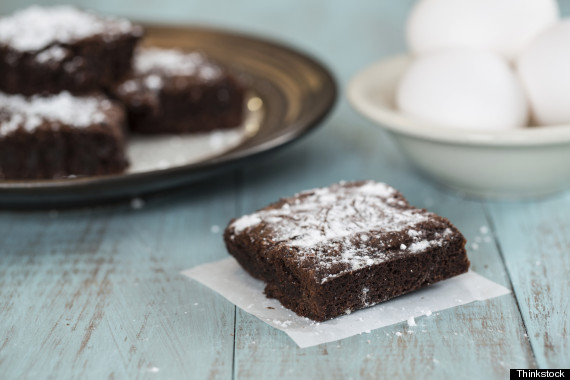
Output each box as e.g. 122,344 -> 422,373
232,182 -> 410,241
35,45 -> 68,64
354,181 -> 398,198
0,6 -> 139,52
408,228 -> 452,253
134,48 -> 222,80
231,214 -> 262,232
0,92 -> 109,136
409,240 -> 432,253
229,181 -> 459,282
144,75 -> 163,90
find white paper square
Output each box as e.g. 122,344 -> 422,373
182,258 -> 510,348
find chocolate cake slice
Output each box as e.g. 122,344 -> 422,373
0,6 -> 143,95
224,181 -> 470,321
113,48 -> 244,134
0,92 -> 128,179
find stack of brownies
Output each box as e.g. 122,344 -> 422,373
0,6 -> 245,180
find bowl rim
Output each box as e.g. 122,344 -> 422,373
347,54 -> 570,147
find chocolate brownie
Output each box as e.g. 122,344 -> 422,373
113,48 -> 245,134
0,6 -> 143,96
0,92 -> 128,180
224,181 -> 470,321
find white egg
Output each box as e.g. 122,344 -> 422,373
517,20 -> 570,126
407,0 -> 559,61
396,49 -> 529,130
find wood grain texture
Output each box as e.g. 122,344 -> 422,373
0,179 -> 237,379
486,196 -> 570,369
0,0 -> 569,379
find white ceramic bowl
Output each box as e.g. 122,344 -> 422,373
347,55 -> 570,199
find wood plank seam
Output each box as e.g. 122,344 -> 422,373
483,202 -> 539,369
231,307 -> 237,380
232,169 -> 244,380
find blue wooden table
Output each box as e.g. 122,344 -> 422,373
1,1 -> 569,378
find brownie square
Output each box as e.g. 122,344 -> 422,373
113,48 -> 245,134
0,92 -> 128,179
0,6 -> 143,96
224,181 -> 470,321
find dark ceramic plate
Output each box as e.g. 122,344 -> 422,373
0,24 -> 337,207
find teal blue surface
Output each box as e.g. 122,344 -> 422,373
0,1 -> 569,379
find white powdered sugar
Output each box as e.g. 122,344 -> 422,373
408,229 -> 421,237
35,45 -> 68,64
232,182 -> 422,245
231,214 -> 262,232
0,6 -> 138,52
229,182 -> 458,282
408,240 -> 432,253
0,92 -> 108,136
118,48 -> 223,95
134,48 -> 222,81
144,74 -> 163,90
408,228 -> 452,253
361,287 -> 370,306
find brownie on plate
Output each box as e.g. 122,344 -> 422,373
0,92 -> 128,179
113,48 -> 245,134
0,5 -> 142,96
224,181 -> 470,321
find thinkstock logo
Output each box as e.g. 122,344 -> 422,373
511,369 -> 568,379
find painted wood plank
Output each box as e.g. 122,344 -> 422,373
486,195 -> 570,369
0,178 -> 237,380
